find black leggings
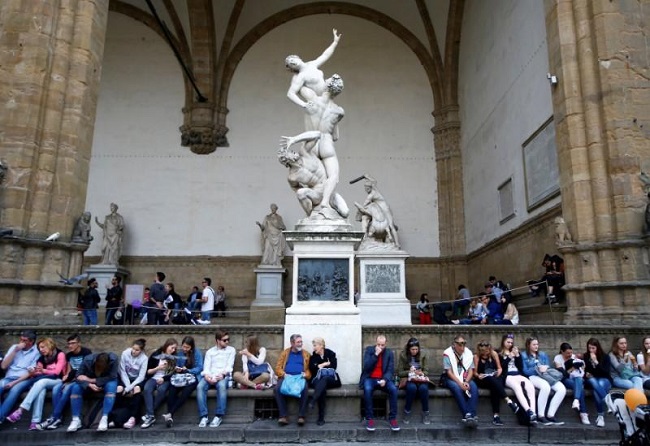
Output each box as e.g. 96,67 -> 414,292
476,376 -> 507,413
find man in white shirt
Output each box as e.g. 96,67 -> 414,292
196,330 -> 236,428
200,277 -> 215,322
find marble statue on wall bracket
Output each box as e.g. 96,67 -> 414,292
71,211 -> 93,244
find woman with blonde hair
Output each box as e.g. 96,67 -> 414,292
6,338 -> 66,430
232,335 -> 271,390
309,337 -> 340,426
609,336 -> 643,390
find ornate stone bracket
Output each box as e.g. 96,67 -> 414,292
179,102 -> 229,154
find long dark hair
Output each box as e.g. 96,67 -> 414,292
404,337 -> 420,360
586,337 -> 605,361
181,336 -> 196,369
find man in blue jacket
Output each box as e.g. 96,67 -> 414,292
359,334 -> 400,432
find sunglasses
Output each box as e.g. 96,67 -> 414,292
455,341 -> 467,346
506,334 -> 514,339
478,342 -> 490,347
221,338 -> 230,342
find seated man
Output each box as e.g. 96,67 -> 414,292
442,335 -> 478,427
359,334 -> 400,432
455,296 -> 487,325
66,351 -> 119,432
0,330 -> 40,421
274,334 -> 311,426
483,284 -> 504,324
197,330 -> 235,428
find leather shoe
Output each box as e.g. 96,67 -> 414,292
278,417 -> 289,426
297,417 -> 305,426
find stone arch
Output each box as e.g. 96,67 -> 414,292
218,1 -> 445,131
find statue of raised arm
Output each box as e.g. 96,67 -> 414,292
286,28 -> 341,110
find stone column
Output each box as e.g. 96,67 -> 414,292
433,106 -> 468,295
545,0 -> 650,324
0,0 -> 109,323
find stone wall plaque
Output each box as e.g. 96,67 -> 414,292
364,263 -> 401,293
523,117 -> 560,210
297,258 -> 349,301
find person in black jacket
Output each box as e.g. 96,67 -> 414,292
584,338 -> 612,428
140,338 -> 178,428
79,278 -> 100,325
66,352 -> 119,432
308,337 -> 341,426
105,276 -> 123,325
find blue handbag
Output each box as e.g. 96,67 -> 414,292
248,362 -> 269,379
280,374 -> 306,397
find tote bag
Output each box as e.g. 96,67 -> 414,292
280,374 -> 305,398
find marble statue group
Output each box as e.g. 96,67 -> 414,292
277,29 -> 400,250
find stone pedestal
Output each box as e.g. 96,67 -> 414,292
284,229 -> 364,385
357,251 -> 411,325
251,266 -> 286,325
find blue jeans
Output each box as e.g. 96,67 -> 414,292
70,380 -> 117,417
82,309 -> 97,325
51,381 -> 75,419
19,377 -> 61,422
362,378 -> 398,420
201,310 -> 211,321
445,378 -> 478,417
404,381 -> 429,413
0,377 -> 35,419
613,376 -> 644,391
563,376 -> 586,412
586,377 -> 611,414
274,376 -> 309,418
196,377 -> 228,418
143,378 -> 171,416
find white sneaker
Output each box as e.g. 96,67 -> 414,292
596,415 -> 605,427
580,413 -> 590,425
209,416 -> 222,427
572,399 -> 580,411
67,417 -> 82,432
198,416 -> 209,427
97,416 -> 108,432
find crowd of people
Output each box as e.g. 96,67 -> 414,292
0,330 -> 648,433
77,272 -> 227,326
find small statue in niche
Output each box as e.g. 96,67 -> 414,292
95,202 -> 125,265
352,175 -> 400,249
554,216 -> 573,245
72,211 -> 93,244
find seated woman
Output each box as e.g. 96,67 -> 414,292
473,339 -> 518,426
111,338 -> 148,429
141,338 -> 178,428
521,337 -> 566,426
497,334 -> 537,422
636,336 -> 650,390
6,338 -> 67,430
553,342 -> 590,425
584,337 -> 612,428
66,352 -> 119,432
609,336 -> 644,390
308,337 -> 341,426
233,335 -> 271,390
162,336 -> 203,428
455,297 -> 488,325
396,337 -> 431,425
